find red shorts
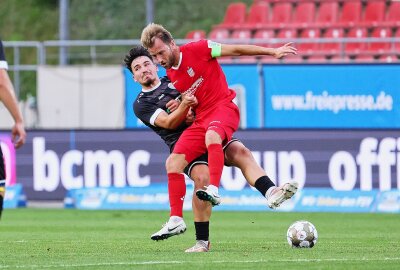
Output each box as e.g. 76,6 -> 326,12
173,101 -> 240,163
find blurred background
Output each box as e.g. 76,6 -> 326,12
0,0 -> 399,212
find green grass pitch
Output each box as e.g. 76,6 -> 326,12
1,209 -> 399,269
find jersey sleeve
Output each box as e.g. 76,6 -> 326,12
186,39 -> 222,61
133,99 -> 164,127
0,40 -> 8,70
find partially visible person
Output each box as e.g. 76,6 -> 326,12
0,39 -> 26,220
124,46 -> 298,252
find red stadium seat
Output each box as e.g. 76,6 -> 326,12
394,28 -> 400,51
353,55 -> 376,63
185,30 -> 206,40
260,56 -> 280,64
378,55 -> 398,63
336,1 -> 362,28
231,30 -> 252,40
307,55 -> 328,63
235,56 -> 259,63
277,29 -> 297,40
345,27 -> 368,55
282,54 -> 303,63
253,29 -> 275,47
208,28 -> 230,40
291,2 -> 316,28
215,2 -> 247,30
297,29 -> 320,55
269,2 -> 292,29
330,55 -> 351,63
320,28 -> 344,56
313,1 -> 339,28
382,2 -> 400,27
217,57 -> 235,64
360,1 -> 386,28
243,2 -> 270,29
368,27 -> 392,55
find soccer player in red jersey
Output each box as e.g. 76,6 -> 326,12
124,45 -> 298,252
140,23 -> 297,231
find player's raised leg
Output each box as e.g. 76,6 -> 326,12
224,140 -> 298,209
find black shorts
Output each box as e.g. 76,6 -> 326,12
0,148 -> 5,186
183,138 -> 240,179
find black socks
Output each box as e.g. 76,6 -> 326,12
194,221 -> 209,241
254,175 -> 276,197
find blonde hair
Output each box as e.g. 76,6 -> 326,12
141,23 -> 174,49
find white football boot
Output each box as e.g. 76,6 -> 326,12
267,181 -> 299,209
195,185 -> 221,206
151,216 -> 187,241
185,240 -> 210,253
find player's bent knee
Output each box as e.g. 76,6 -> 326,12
165,154 -> 187,173
205,129 -> 223,145
192,173 -> 209,188
226,143 -> 253,165
190,165 -> 210,188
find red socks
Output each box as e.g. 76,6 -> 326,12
167,173 -> 186,217
207,143 -> 224,187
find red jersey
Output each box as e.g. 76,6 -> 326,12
166,40 -> 236,117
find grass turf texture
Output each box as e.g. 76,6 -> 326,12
0,209 -> 399,269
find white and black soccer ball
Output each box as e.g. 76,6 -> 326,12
287,220 -> 318,248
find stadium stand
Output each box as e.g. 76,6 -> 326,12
345,27 -> 368,56
214,2 -> 247,30
185,0 -> 400,63
297,28 -> 320,55
291,2 -> 316,29
208,28 -> 230,40
185,30 -> 206,40
360,1 -> 386,28
368,27 -> 392,55
243,1 -> 270,30
319,28 -> 344,56
253,29 -> 275,47
313,1 -> 339,29
336,0 -> 362,28
383,1 -> 400,27
231,29 -> 252,40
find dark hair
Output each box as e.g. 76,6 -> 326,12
123,45 -> 153,73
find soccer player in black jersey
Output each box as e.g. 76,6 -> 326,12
124,46 -> 298,252
0,39 -> 26,220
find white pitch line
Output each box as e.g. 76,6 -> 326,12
0,258 -> 399,269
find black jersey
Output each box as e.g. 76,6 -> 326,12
0,40 -> 8,70
133,77 -> 189,150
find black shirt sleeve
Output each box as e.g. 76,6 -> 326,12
0,40 -> 8,69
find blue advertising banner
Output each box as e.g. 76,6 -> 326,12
7,129 -> 400,201
124,65 -> 261,128
65,186 -> 400,213
263,64 -> 400,128
3,184 -> 27,208
221,64 -> 261,128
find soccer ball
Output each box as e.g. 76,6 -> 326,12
287,220 -> 318,248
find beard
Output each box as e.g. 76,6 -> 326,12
141,76 -> 156,87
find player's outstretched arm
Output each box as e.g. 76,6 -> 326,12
220,42 -> 297,59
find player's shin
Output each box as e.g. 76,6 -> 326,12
167,173 -> 186,217
207,143 -> 224,189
